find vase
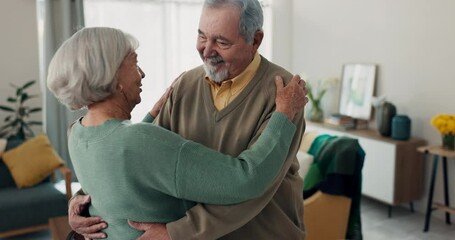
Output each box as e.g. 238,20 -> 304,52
442,134 -> 455,150
375,101 -> 396,137
308,104 -> 323,122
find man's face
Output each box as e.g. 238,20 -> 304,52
197,5 -> 261,83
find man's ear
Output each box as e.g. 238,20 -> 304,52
252,30 -> 264,51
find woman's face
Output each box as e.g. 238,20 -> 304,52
116,52 -> 145,109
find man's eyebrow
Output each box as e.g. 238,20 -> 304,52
198,29 -> 230,42
214,35 -> 230,43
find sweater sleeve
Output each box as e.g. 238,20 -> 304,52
142,113 -> 154,123
170,112 -> 296,204
167,110 -> 305,239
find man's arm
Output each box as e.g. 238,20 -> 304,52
166,111 -> 305,239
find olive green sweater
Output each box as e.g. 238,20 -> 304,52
68,112 -> 295,239
156,56 -> 306,240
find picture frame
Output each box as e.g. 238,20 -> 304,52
338,63 -> 377,120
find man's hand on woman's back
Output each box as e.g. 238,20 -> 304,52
69,195 -> 107,239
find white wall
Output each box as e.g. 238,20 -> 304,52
0,0 -> 42,137
292,0 -> 455,217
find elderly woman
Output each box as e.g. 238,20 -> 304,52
47,27 -> 306,239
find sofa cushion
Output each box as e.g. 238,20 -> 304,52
0,182 -> 68,232
2,134 -> 64,188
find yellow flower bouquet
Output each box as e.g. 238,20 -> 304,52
431,114 -> 455,150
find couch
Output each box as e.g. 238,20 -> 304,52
0,137 -> 72,238
299,132 -> 365,240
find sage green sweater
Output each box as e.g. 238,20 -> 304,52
68,112 -> 295,239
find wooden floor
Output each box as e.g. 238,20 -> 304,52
1,197 -> 454,240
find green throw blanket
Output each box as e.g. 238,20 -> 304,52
303,134 -> 365,240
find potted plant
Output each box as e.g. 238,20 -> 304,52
431,114 -> 455,150
0,80 -> 42,140
306,77 -> 338,122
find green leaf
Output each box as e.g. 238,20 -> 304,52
0,124 -> 11,131
27,94 -> 39,99
20,93 -> 29,103
7,97 -> 17,103
29,107 -> 42,113
4,115 -> 12,122
22,80 -> 36,90
10,83 -> 18,89
27,121 -> 43,126
0,106 -> 15,112
23,124 -> 34,137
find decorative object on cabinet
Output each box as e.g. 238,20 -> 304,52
306,121 -> 426,217
417,145 -> 455,232
375,101 -> 397,137
391,115 -> 411,141
431,114 -> 455,150
306,77 -> 338,122
339,64 -> 376,120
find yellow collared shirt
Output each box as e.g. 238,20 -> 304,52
205,53 -> 261,110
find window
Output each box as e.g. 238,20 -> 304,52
84,0 -> 271,122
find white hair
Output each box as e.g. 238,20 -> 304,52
47,27 -> 139,110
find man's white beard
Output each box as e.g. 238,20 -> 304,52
203,62 -> 229,83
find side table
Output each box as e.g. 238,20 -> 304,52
417,145 -> 455,232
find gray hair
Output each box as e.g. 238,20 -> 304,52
47,27 -> 139,110
204,0 -> 263,44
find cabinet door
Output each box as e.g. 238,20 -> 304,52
358,138 -> 396,204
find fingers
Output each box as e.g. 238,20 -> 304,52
274,74 -> 309,120
69,195 -> 90,211
82,231 -> 107,239
128,220 -> 150,231
290,74 -> 301,85
68,195 -> 107,239
275,76 -> 284,90
79,220 -> 107,239
72,217 -> 107,239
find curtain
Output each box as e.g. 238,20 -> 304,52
38,0 -> 85,180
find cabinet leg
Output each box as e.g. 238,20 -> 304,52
410,202 -> 415,213
424,155 -> 439,232
388,205 -> 392,218
442,157 -> 451,225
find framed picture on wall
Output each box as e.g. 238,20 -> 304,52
339,63 -> 377,120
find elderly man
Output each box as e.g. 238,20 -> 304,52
69,0 -> 306,239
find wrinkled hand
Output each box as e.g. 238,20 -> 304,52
149,72 -> 184,118
68,195 -> 107,239
128,221 -> 170,240
275,75 -> 308,120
